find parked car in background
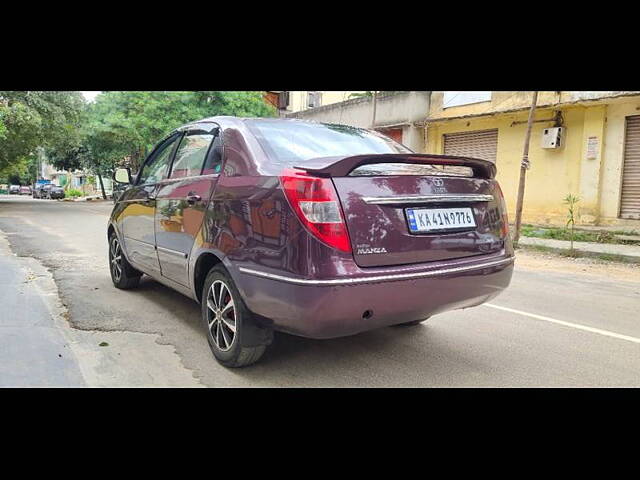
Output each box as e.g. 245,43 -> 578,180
38,184 -> 53,199
33,184 -> 48,198
9,185 -> 20,195
108,117 -> 514,368
46,185 -> 65,200
33,184 -> 45,198
19,186 -> 32,195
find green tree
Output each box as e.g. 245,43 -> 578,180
0,91 -> 85,181
47,145 -> 87,192
80,91 -> 275,183
1,91 -> 275,195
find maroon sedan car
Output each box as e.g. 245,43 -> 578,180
108,117 -> 514,367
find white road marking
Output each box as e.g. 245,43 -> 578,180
484,303 -> 640,345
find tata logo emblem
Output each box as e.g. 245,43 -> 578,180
433,178 -> 444,187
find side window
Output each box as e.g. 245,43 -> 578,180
202,134 -> 223,175
138,135 -> 180,185
170,132 -> 214,179
307,91 -> 322,108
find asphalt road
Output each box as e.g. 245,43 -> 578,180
1,195 -> 639,387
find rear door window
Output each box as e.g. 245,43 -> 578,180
170,131 -> 214,179
202,134 -> 223,175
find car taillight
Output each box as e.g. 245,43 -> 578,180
279,168 -> 351,253
495,182 -> 509,237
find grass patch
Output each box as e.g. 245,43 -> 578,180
519,244 -> 636,264
594,253 -> 634,263
520,225 -> 639,245
520,244 -> 583,257
65,189 -> 84,198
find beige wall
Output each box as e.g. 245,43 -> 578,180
288,92 -> 431,152
287,91 -> 365,113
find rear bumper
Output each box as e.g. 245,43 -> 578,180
236,254 -> 514,339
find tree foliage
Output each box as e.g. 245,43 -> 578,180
0,91 -> 85,182
1,91 -> 275,185
81,91 -> 275,173
0,91 -> 85,167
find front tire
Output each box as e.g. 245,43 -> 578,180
201,266 -> 272,368
109,233 -> 142,289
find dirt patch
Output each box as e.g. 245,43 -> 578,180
515,248 -> 640,283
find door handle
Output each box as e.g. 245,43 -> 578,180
186,194 -> 202,205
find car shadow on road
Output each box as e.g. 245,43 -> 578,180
132,277 -> 204,332
125,276 -> 487,387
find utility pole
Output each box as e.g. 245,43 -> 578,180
513,91 -> 539,247
371,91 -> 378,128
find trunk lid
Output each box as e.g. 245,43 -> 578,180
297,154 -> 507,268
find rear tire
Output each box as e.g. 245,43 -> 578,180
201,266 -> 272,368
109,232 -> 142,289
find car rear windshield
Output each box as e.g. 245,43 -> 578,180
246,120 -> 412,166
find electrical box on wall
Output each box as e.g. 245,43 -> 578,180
541,127 -> 564,149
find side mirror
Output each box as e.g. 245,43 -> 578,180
114,168 -> 132,184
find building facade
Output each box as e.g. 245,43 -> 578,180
424,91 -> 640,227
287,91 -> 365,113
287,91 -> 431,153
37,150 -> 112,196
266,91 -> 366,116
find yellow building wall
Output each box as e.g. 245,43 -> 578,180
429,91 -> 561,120
425,93 -> 640,227
600,101 -> 640,225
426,106 -> 591,225
577,106 -> 607,223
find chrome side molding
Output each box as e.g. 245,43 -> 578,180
239,256 -> 514,286
157,245 -> 188,258
362,194 -> 494,205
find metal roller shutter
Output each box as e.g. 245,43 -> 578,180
443,129 -> 499,163
621,116 -> 640,219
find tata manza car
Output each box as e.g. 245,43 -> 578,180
108,117 -> 514,367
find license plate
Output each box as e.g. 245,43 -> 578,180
406,207 -> 476,233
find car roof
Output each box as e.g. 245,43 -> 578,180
182,116 -> 371,131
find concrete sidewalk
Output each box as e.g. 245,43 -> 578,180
518,236 -> 640,263
0,235 -> 85,386
0,221 -> 202,387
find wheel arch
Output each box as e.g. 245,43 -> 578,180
193,251 -> 226,303
107,223 -> 116,241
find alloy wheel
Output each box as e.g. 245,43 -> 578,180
110,237 -> 123,283
206,280 -> 236,351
